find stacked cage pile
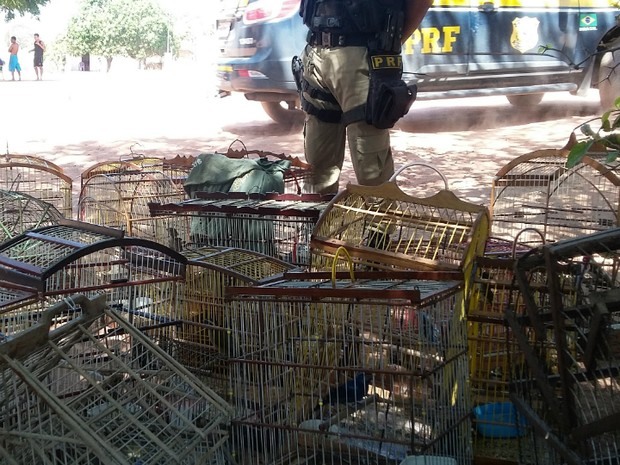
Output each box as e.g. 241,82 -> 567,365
0,189 -> 63,242
0,153 -> 73,219
78,160 -> 186,241
225,269 -> 472,465
168,246 -> 298,397
0,294 -> 232,464
507,228 -> 620,465
309,175 -> 491,464
490,149 -> 620,245
148,192 -> 333,266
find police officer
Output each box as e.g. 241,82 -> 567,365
296,0 -> 432,194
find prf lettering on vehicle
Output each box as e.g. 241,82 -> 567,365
401,0 -> 619,55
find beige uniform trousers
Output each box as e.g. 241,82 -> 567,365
300,44 -> 394,194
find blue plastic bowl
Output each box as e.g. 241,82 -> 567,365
473,402 -> 528,438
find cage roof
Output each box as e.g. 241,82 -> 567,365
0,219 -> 187,291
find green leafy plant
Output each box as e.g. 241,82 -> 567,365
566,97 -> 620,168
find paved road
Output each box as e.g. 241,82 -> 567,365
0,64 -> 602,210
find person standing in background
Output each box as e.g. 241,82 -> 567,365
8,36 -> 21,81
31,33 -> 46,80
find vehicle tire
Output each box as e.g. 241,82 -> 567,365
506,93 -> 544,107
261,100 -> 305,127
599,41 -> 620,110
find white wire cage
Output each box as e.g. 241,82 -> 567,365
490,149 -> 620,245
78,164 -> 186,240
0,294 -> 232,465
225,268 -> 472,465
0,153 -> 73,219
159,246 -> 299,397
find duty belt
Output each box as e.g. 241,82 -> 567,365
307,31 -> 370,48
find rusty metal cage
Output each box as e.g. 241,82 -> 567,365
0,153 -> 73,218
224,268 -> 472,465
490,149 -> 620,245
168,246 -> 298,396
310,180 -> 490,301
78,163 -> 186,240
507,228 -> 620,465
148,192 -> 333,266
0,219 -> 186,340
0,294 -> 232,464
0,189 -> 63,242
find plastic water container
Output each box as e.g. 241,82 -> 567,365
473,401 -> 528,438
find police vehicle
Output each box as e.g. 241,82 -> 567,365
216,0 -> 620,125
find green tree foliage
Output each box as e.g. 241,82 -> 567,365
0,0 -> 49,20
64,0 -> 173,71
567,97 -> 620,168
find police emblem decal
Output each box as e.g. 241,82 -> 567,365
510,17 -> 540,53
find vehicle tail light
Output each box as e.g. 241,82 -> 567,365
236,69 -> 268,79
243,0 -> 301,25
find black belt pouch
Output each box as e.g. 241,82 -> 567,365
366,54 -> 417,129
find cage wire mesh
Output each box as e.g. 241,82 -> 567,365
310,179 -> 490,301
0,219 -> 187,342
224,268 -> 472,465
148,192 -> 333,267
490,149 -> 620,245
221,139 -> 315,194
0,153 -> 73,219
160,246 -> 298,397
0,294 -> 232,465
507,228 -> 620,465
467,230 -> 546,464
78,164 -> 186,240
0,189 -> 63,242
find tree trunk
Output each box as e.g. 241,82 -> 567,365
106,56 -> 113,72
80,53 -> 90,71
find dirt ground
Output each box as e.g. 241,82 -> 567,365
0,62 -> 602,213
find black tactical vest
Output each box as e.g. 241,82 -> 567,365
300,0 -> 405,36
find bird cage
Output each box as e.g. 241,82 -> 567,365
222,139 -> 314,194
0,153 -> 73,218
161,246 -> 298,396
0,219 -> 186,339
78,163 -> 186,240
224,267 -> 472,465
507,228 -> 620,465
0,294 -> 232,465
0,189 -> 63,243
468,230 -> 545,464
148,192 -> 333,266
490,148 -> 620,245
81,154 -> 196,189
310,174 -> 490,300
